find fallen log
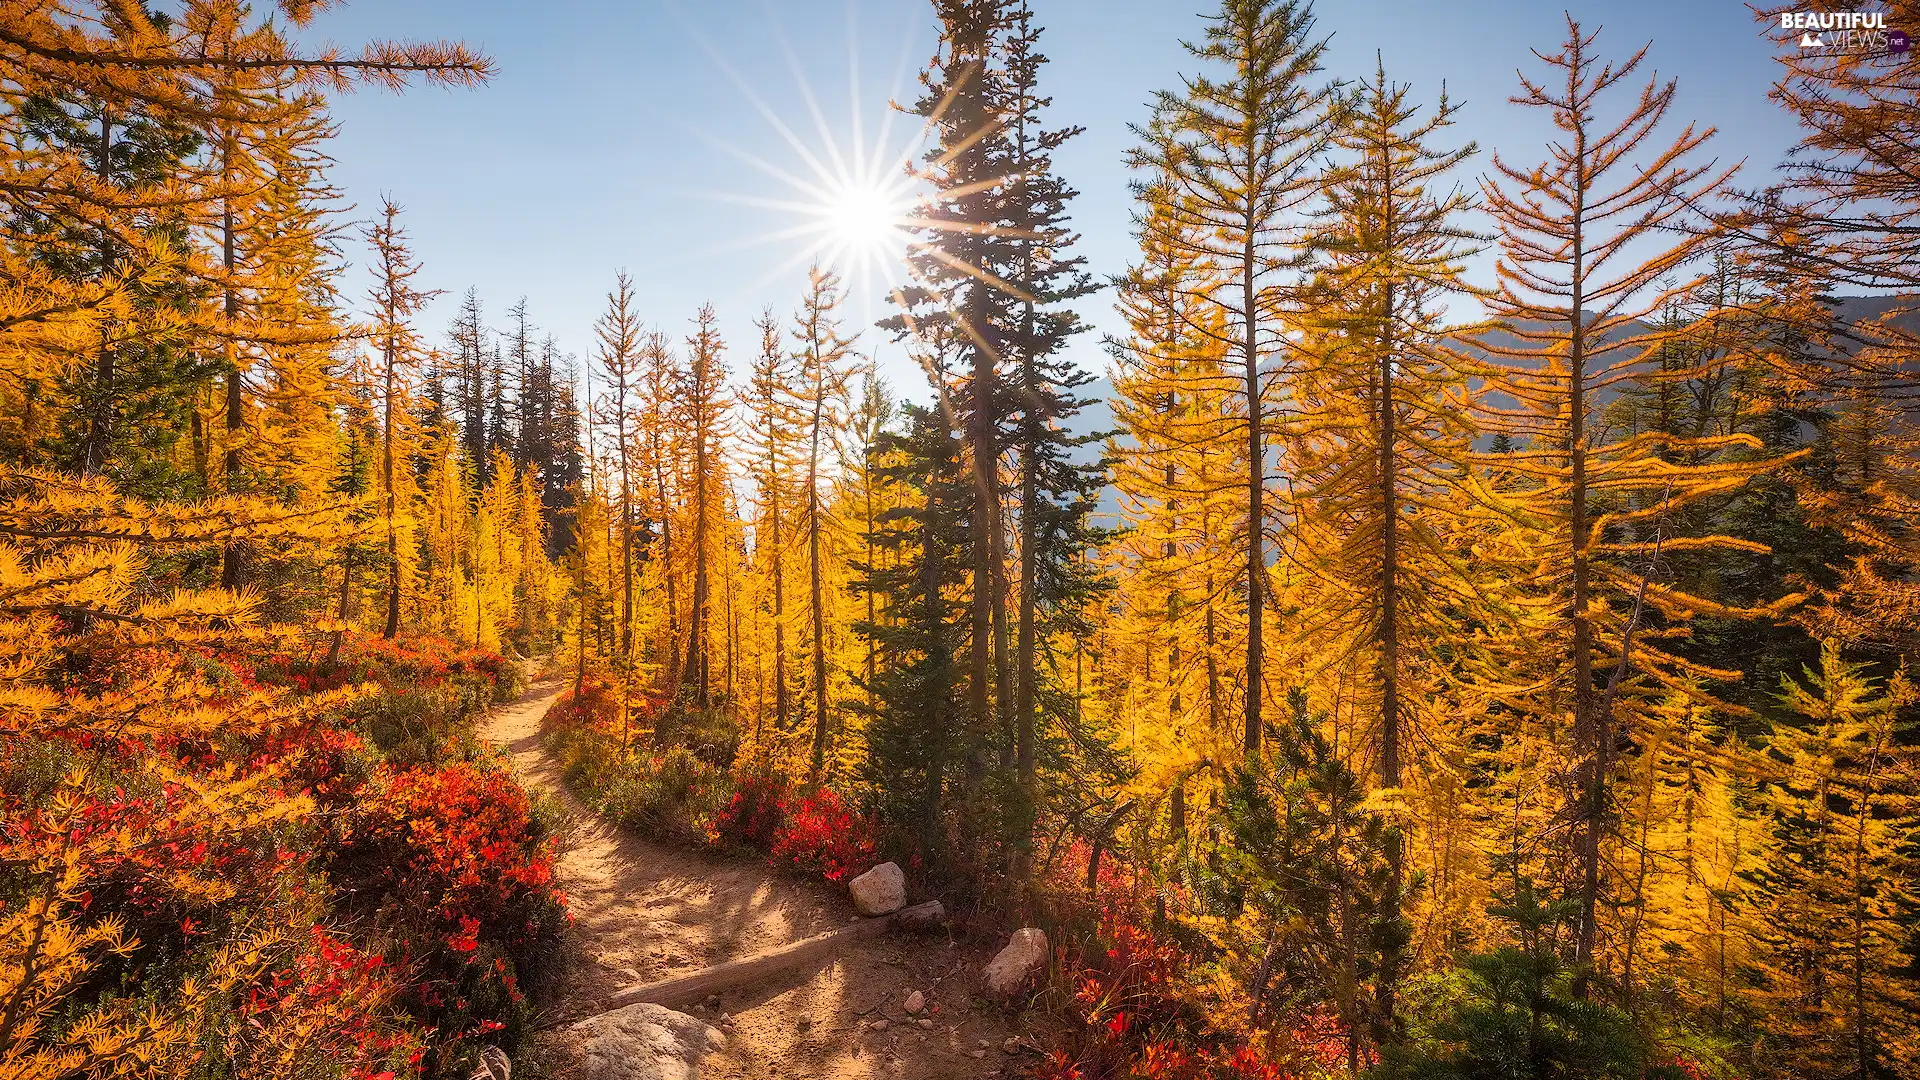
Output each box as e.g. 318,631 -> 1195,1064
600,900 -> 946,1013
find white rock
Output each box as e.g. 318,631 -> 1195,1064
848,861 -> 907,916
903,990 -> 926,1015
869,1018 -> 891,1032
982,928 -> 1049,998
569,1002 -> 725,1080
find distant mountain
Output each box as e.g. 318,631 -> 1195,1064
1833,293 -> 1920,329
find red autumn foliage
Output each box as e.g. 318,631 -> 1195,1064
709,770 -> 792,850
6,627 -> 543,1078
255,722 -> 370,807
330,757 -> 568,1074
241,925 -> 427,1076
10,779 -> 301,953
228,632 -> 509,696
1035,855 -> 1307,1080
769,787 -> 878,883
340,760 -> 562,949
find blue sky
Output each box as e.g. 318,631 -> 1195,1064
303,0 -> 1809,397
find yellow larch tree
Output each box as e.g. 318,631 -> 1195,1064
1127,0 -> 1337,755
1106,171 -> 1245,853
1469,17 -> 1790,981
1749,641 -> 1919,1080
361,200 -> 435,641
791,266 -> 855,780
1283,60 -> 1484,1035
745,306 -> 802,740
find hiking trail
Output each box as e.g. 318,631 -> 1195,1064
481,678 -> 1037,1079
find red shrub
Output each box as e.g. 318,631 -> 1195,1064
1041,861 -> 1312,1080
1072,907 -> 1193,1049
239,633 -> 508,696
710,771 -> 791,849
769,788 -> 877,882
343,760 -> 561,947
240,925 -> 427,1077
542,676 -> 620,735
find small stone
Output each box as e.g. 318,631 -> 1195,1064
971,1049 -> 989,1059
848,861 -> 908,916
796,1016 -> 813,1031
705,993 -> 721,1009
1002,1036 -> 1022,1053
903,990 -> 926,1015
869,1017 -> 891,1032
915,1017 -> 934,1029
982,927 -> 1050,998
977,1039 -> 991,1048
717,1012 -> 733,1028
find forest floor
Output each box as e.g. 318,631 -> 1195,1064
482,679 -> 1045,1080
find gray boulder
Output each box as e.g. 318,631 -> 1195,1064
569,1002 -> 726,1080
982,927 -> 1049,998
848,861 -> 907,916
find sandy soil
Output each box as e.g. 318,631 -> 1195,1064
482,679 -> 1045,1080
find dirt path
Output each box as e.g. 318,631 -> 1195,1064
483,679 -> 1036,1080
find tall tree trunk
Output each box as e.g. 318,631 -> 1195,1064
865,455 -> 878,713
806,350 -> 832,780
1569,148 -> 1601,981
617,381 -> 635,664
1242,219 -> 1264,755
654,457 -> 681,690
685,350 -> 713,708
807,464 -> 829,781
918,483 -> 948,862
1375,277 -> 1405,1040
83,113 -> 115,477
575,520 -> 590,697
382,345 -> 401,639
1014,316 -> 1040,886
220,131 -> 245,591
1204,487 -> 1223,732
725,537 -> 739,711
967,289 -> 999,765
772,487 -> 791,730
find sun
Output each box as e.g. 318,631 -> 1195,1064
822,179 -> 906,256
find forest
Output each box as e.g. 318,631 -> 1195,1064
0,1 -> 1916,1079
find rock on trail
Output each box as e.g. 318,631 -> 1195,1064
848,861 -> 907,916
571,1002 -> 726,1080
982,929 -> 1049,998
